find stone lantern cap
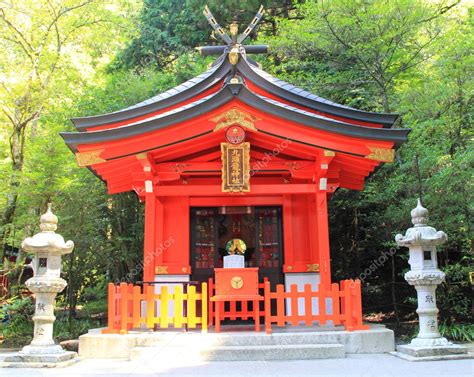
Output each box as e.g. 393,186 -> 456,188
21,203 -> 74,255
395,199 -> 447,248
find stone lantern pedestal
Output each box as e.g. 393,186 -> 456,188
1,204 -> 78,367
392,199 -> 469,361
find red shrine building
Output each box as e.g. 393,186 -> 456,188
62,9 -> 409,334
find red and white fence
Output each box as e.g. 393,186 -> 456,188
103,279 -> 367,334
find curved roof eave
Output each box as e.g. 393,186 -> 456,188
237,57 -> 399,128
71,54 -> 231,131
61,82 -> 410,151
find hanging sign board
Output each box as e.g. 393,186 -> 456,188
221,142 -> 250,192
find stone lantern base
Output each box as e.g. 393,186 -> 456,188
391,343 -> 471,361
0,350 -> 78,368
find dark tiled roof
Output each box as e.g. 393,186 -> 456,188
72,55 -> 230,130
62,82 -> 409,152
237,57 -> 398,128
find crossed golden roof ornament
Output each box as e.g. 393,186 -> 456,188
198,5 -> 267,66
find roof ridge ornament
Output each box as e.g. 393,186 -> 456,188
199,5 -> 268,65
203,5 -> 264,46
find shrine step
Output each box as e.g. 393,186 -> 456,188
130,343 -> 345,361
200,344 -> 345,361
128,329 -> 348,348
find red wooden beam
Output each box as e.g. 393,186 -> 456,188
189,196 -> 283,206
155,183 -> 317,196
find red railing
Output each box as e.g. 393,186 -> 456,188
263,279 -> 368,334
103,278 -> 367,334
102,282 -> 208,334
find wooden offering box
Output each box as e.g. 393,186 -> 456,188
214,268 -> 259,296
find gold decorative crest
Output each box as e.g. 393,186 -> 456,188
221,142 -> 250,192
365,147 -> 395,163
231,276 -> 244,289
306,263 -> 320,272
211,108 -> 259,132
75,149 -> 105,167
155,266 -> 168,274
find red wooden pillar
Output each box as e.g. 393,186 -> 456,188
143,191 -> 156,282
282,194 -> 294,271
155,197 -> 164,267
316,190 -> 331,289
139,153 -> 157,282
316,150 -> 334,288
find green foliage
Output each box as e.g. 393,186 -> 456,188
113,0 -> 303,70
53,316 -> 101,343
0,296 -> 34,347
0,296 -> 102,347
439,322 -> 474,343
438,263 -> 473,322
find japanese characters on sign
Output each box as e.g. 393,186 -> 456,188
221,142 -> 250,192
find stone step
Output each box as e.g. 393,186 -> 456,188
130,343 -> 345,361
200,344 -> 345,361
133,330 -> 348,348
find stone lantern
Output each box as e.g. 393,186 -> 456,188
11,204 -> 77,365
394,199 -> 467,359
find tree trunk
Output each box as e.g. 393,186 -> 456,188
0,124 -> 26,265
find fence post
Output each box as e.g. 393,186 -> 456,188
340,280 -> 346,324
331,283 -> 341,326
208,278 -> 214,327
119,282 -> 128,334
146,284 -> 155,329
264,281 -> 272,334
304,284 -> 313,326
174,285 -> 184,328
344,280 -> 354,331
201,282 -> 208,333
160,286 -> 169,328
290,284 -> 299,326
188,285 -> 197,328
276,284 -> 285,327
132,285 -> 141,329
318,283 -> 327,326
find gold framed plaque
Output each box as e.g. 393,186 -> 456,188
221,142 -> 250,192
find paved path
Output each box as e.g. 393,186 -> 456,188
1,354 -> 472,377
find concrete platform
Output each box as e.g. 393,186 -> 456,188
78,324 -> 394,361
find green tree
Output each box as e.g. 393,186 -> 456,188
265,0 -> 460,112
113,0 -> 303,70
0,0 -> 135,262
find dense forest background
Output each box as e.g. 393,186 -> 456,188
0,0 -> 472,344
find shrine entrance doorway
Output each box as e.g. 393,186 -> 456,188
190,206 -> 283,289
